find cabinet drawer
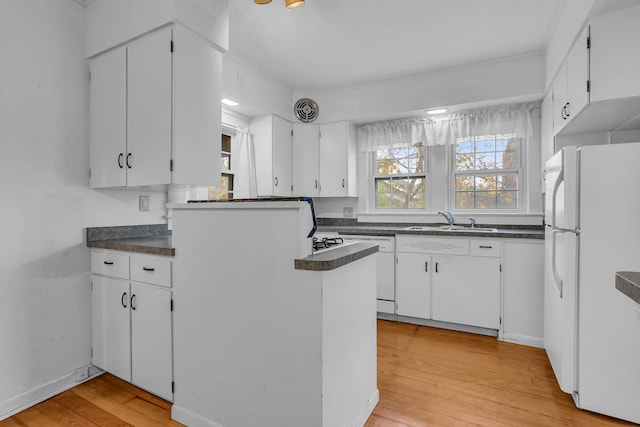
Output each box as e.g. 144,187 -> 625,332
397,236 -> 469,255
92,251 -> 130,279
131,255 -> 172,288
470,240 -> 501,257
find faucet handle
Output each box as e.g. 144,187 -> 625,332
468,217 -> 476,228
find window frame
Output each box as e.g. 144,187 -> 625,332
450,135 -> 525,212
208,131 -> 235,201
370,142 -> 430,212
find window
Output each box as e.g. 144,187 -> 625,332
374,142 -> 426,209
208,134 -> 234,200
453,135 -> 520,209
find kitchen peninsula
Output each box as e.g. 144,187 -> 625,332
169,200 -> 379,427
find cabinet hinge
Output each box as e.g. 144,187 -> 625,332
89,168 -> 92,178
90,281 -> 93,291
587,36 -> 591,49
91,347 -> 93,358
586,80 -> 591,93
170,159 -> 174,172
172,381 -> 175,393
291,129 -> 293,137
88,71 -> 91,82
170,299 -> 174,311
499,264 -> 502,272
170,40 -> 174,53
290,185 -> 293,192
499,316 -> 502,325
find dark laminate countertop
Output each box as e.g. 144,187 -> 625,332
317,225 -> 544,239
615,271 -> 640,304
86,224 -> 174,257
295,242 -> 379,271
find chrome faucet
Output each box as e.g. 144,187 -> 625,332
438,210 -> 454,226
468,217 -> 476,228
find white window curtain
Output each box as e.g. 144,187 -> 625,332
357,103 -> 537,152
232,127 -> 258,199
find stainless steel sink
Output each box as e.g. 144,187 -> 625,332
442,226 -> 498,232
403,226 -> 441,231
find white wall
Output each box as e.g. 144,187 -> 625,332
0,0 -> 167,416
295,53 -> 545,124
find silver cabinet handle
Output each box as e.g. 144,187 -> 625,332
479,245 -> 492,249
130,294 -> 137,311
424,262 -> 428,272
314,180 -> 318,189
142,267 -> 155,272
274,177 -> 279,187
121,292 -> 128,308
341,179 -> 345,188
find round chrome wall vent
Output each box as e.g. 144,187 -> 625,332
294,98 -> 319,123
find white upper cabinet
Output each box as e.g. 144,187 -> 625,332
318,121 -> 357,197
252,115 -> 292,197
89,47 -> 127,188
292,123 -> 321,197
126,27 -> 173,187
89,24 -> 221,189
555,5 -> 640,135
292,121 -> 357,197
553,25 -> 590,135
590,5 -> 640,102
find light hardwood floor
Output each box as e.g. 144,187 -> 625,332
1,320 -> 635,426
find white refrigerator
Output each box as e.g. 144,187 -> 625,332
544,142 -> 640,424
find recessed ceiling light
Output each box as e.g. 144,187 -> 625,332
221,98 -> 240,107
426,108 -> 447,115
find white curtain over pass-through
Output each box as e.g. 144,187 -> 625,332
233,127 -> 258,198
357,103 -> 537,151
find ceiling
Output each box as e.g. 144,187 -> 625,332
228,0 -> 564,93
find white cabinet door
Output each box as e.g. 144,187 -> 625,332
130,282 -> 173,401
89,47 -> 127,188
431,255 -> 500,329
91,276 -> 131,382
503,241 -> 544,345
396,252 -> 431,319
553,61 -> 569,135
127,27 -> 172,187
591,5 -> 640,102
272,116 -> 292,197
292,123 -> 320,196
319,122 -> 349,197
377,252 -> 395,302
172,24 -> 221,187
566,25 -> 590,120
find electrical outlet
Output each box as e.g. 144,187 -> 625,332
139,195 -> 150,212
343,207 -> 354,218
75,366 -> 89,382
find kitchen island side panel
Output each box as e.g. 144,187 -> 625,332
171,205 -> 323,427
321,255 -> 378,427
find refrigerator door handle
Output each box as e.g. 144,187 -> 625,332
551,169 -> 564,228
551,229 -> 564,298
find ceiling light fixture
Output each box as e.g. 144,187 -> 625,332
426,108 -> 447,115
221,98 -> 240,107
254,0 -> 304,9
285,0 -> 304,8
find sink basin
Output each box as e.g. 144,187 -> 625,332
442,226 -> 498,232
403,226 -> 440,231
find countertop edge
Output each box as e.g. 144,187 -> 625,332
615,271 -> 640,305
317,226 -> 544,239
87,240 -> 175,257
295,242 -> 379,271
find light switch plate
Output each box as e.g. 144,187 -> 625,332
139,195 -> 150,212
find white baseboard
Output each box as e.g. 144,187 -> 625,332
0,365 -> 103,421
353,389 -> 380,427
501,333 -> 544,348
172,404 -> 224,427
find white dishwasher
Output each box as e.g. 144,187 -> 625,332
342,235 -> 396,315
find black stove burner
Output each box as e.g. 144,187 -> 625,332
312,237 -> 343,251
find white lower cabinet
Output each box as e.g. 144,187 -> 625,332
431,255 -> 500,329
396,252 -> 431,319
396,236 -> 501,331
91,250 -> 173,401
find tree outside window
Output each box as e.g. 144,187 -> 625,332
209,134 -> 234,200
453,135 -> 520,209
374,142 -> 426,209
